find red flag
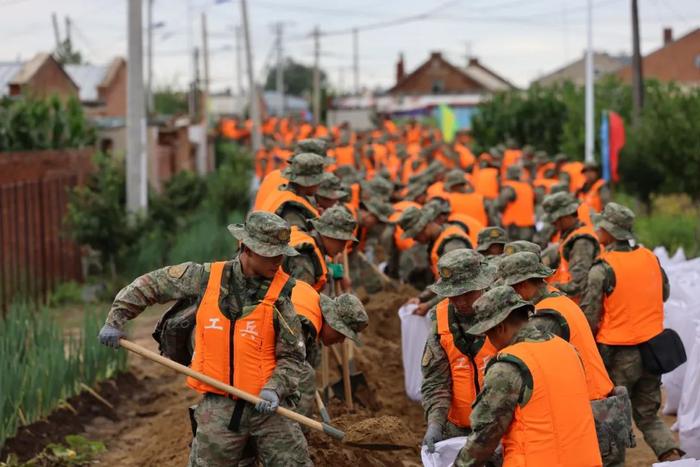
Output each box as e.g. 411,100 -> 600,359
608,111 -> 625,182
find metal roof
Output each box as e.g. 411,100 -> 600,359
0,62 -> 22,97
64,64 -> 109,102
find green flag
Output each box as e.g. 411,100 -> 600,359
439,104 -> 457,143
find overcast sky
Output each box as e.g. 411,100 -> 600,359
1,0 -> 698,92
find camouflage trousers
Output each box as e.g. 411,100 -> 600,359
599,344 -> 679,459
504,225 -> 535,242
591,386 -> 635,467
188,393 -> 312,467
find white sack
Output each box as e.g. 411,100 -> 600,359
398,303 -> 431,401
421,436 -> 467,467
652,459 -> 700,466
678,322 -> 700,458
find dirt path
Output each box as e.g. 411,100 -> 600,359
84,290 -> 671,466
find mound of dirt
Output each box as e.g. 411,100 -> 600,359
344,416 -> 414,446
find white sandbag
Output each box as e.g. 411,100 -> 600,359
652,459 -> 700,466
655,246 -> 671,267
398,303 -> 431,401
421,436 -> 467,467
678,322 -> 700,458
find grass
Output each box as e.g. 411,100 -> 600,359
0,303 -> 127,446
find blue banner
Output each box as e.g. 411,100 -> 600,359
600,111 -> 610,182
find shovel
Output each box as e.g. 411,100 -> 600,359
118,339 -> 345,440
329,345 -> 372,408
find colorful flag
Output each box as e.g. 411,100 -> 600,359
599,110 -> 626,183
439,104 -> 457,143
600,112 -> 610,181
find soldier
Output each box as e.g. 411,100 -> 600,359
542,192 -> 600,301
283,204 -> 357,293
314,172 -> 347,213
424,197 -> 484,247
97,211 -> 312,466
580,203 -> 682,462
499,252 -> 633,466
421,249 -> 496,452
494,165 -> 536,241
259,152 -> 325,229
292,282 -> 368,419
577,162 -> 611,213
475,227 -> 507,258
442,169 -> 489,226
295,137 -> 329,158
348,199 -> 395,293
455,285 -> 602,466
502,240 -> 541,256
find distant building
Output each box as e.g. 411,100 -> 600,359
532,52 -> 630,87
208,90 -> 310,118
65,57 -> 127,117
0,53 -> 78,99
617,27 -> 700,88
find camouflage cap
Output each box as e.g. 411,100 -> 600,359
320,293 -> 368,346
503,240 -> 542,256
505,165 -> 522,180
316,172 -> 347,200
498,252 -> 553,286
310,205 -> 358,241
399,206 -> 432,239
424,197 -> 451,216
592,202 -> 635,240
282,152 -> 325,187
468,285 -> 534,335
228,211 -> 299,257
476,227 -> 508,252
428,248 -> 495,297
443,169 -> 468,191
541,192 -> 580,223
295,138 -> 328,157
362,199 -> 394,224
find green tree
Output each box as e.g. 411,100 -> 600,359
264,58 -> 328,97
153,87 -> 188,116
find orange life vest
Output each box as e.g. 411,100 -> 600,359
259,187 -> 319,221
551,225 -> 599,285
535,294 -> 613,400
436,300 -> 497,428
390,201 -> 420,251
254,169 -> 288,210
288,227 -> 328,292
501,181 -> 535,228
500,149 -> 522,176
580,179 -> 606,213
498,336 -> 602,467
455,144 -> 476,170
533,177 -> 559,195
536,162 -> 556,180
427,181 -> 448,200
447,192 -> 488,226
291,280 -> 323,336
430,225 -> 472,277
188,262 -> 290,397
596,247 -> 664,346
561,161 -> 586,192
578,202 -> 593,227
447,213 -> 485,247
472,167 -> 500,200
333,145 -> 355,168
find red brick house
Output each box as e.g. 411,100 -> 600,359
0,53 -> 78,99
618,27 -> 700,88
66,57 -> 127,117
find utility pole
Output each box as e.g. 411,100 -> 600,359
240,0 -> 262,152
126,0 -> 148,213
313,26 -> 321,124
51,13 -> 61,52
274,22 -> 285,116
235,25 -> 243,95
198,12 -> 210,176
584,0 -> 594,163
352,27 -> 359,94
65,16 -> 71,46
631,0 -> 644,126
146,0 -> 154,115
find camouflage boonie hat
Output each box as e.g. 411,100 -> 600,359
581,161 -> 601,173
476,227 -> 507,253
443,169 -> 468,191
503,240 -> 542,256
399,206 -> 433,239
320,293 -> 368,346
541,192 -> 580,223
334,165 -> 361,184
316,173 -> 347,200
362,199 -> 394,224
468,285 -> 534,335
295,138 -> 328,157
282,152 -> 325,187
425,160 -> 445,180
428,249 -> 495,297
498,252 -> 553,286
310,205 -> 357,241
364,176 -> 394,200
505,165 -> 522,180
593,202 -> 635,241
549,182 -> 570,194
228,211 -> 299,257
534,151 -> 549,164
424,197 -> 451,217
554,153 -> 568,163
405,181 -> 429,201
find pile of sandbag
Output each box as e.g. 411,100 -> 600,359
398,303 -> 432,401
654,247 -> 700,458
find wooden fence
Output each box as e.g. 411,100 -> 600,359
0,150 -> 92,312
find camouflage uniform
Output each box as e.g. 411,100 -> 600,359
493,166 -> 535,242
498,252 -> 634,466
282,204 -> 357,290
104,212 -> 311,467
580,204 -> 678,460
348,199 -> 394,293
542,192 -> 599,299
278,152 -> 325,229
421,250 -> 496,442
578,162 -> 612,211
315,172 -> 347,205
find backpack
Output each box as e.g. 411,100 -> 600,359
152,297 -> 198,366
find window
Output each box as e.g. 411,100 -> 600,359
431,79 -> 444,94
694,54 -> 700,69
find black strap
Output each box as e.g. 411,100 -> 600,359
228,399 -> 247,432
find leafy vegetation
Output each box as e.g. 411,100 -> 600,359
0,95 -> 95,152
0,304 -> 127,446
153,86 -> 188,116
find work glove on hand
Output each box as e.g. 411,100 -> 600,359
422,422 -> 443,453
255,389 -> 280,414
98,324 -> 125,349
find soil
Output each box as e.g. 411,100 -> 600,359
1,285 -> 677,466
